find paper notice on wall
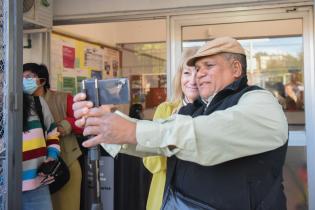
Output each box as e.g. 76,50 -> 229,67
84,46 -> 103,70
63,46 -> 75,69
76,68 -> 91,78
51,33 -> 120,93
103,48 -> 120,78
62,76 -> 76,95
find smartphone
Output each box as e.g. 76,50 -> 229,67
82,78 -> 130,106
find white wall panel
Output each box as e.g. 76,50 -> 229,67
23,33 -> 44,64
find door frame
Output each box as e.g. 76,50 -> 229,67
168,5 -> 315,209
3,0 -> 23,209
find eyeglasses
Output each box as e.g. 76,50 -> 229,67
23,76 -> 46,85
23,72 -> 38,79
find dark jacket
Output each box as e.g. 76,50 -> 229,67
163,76 -> 288,210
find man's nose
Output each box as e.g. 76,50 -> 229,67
197,67 -> 207,79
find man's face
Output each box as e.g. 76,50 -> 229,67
195,54 -> 241,99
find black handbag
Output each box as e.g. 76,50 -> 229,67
38,156 -> 70,193
34,96 -> 70,193
49,156 -> 70,193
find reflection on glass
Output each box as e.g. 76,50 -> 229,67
183,36 -> 304,130
119,43 -> 167,119
283,147 -> 308,210
239,37 -> 304,106
284,71 -> 304,111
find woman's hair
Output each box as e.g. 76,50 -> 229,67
171,48 -> 198,103
23,93 -> 32,132
23,63 -> 51,91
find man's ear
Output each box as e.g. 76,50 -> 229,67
231,60 -> 242,78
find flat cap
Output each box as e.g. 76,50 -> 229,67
186,37 -> 245,66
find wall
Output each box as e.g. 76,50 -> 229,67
49,33 -> 120,92
53,23 -> 118,46
23,33 -> 45,64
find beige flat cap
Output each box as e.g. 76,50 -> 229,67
186,37 -> 245,66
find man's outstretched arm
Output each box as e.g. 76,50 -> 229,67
73,90 -> 288,166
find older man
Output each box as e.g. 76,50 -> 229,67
73,37 -> 288,210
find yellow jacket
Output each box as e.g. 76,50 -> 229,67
143,101 -> 181,210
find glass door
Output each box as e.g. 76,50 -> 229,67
169,5 -> 314,210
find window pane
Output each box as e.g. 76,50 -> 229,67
183,36 -> 304,130
119,43 -> 166,120
240,37 -> 304,131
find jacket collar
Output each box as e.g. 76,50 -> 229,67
191,76 -> 249,109
224,75 -> 248,92
208,75 -> 248,106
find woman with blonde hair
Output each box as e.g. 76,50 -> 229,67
143,48 -> 199,210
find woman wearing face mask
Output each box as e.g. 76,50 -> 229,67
24,63 -> 83,210
22,63 -> 60,210
143,48 -> 199,210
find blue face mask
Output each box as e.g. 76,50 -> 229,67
23,78 -> 38,95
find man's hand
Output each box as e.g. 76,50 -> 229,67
73,93 -> 94,127
72,92 -> 137,148
82,112 -> 137,147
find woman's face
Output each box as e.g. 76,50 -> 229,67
23,70 -> 46,86
181,66 -> 199,102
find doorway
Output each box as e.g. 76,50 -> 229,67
170,6 -> 314,210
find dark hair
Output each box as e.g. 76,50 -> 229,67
222,53 -> 247,75
23,93 -> 32,132
129,104 -> 143,119
23,94 -> 46,133
23,63 -> 50,91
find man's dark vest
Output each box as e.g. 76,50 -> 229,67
163,76 -> 288,210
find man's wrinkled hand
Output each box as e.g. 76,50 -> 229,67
73,93 -> 114,128
72,92 -> 136,148
81,113 -> 137,148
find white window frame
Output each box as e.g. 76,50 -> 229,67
168,5 -> 314,209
